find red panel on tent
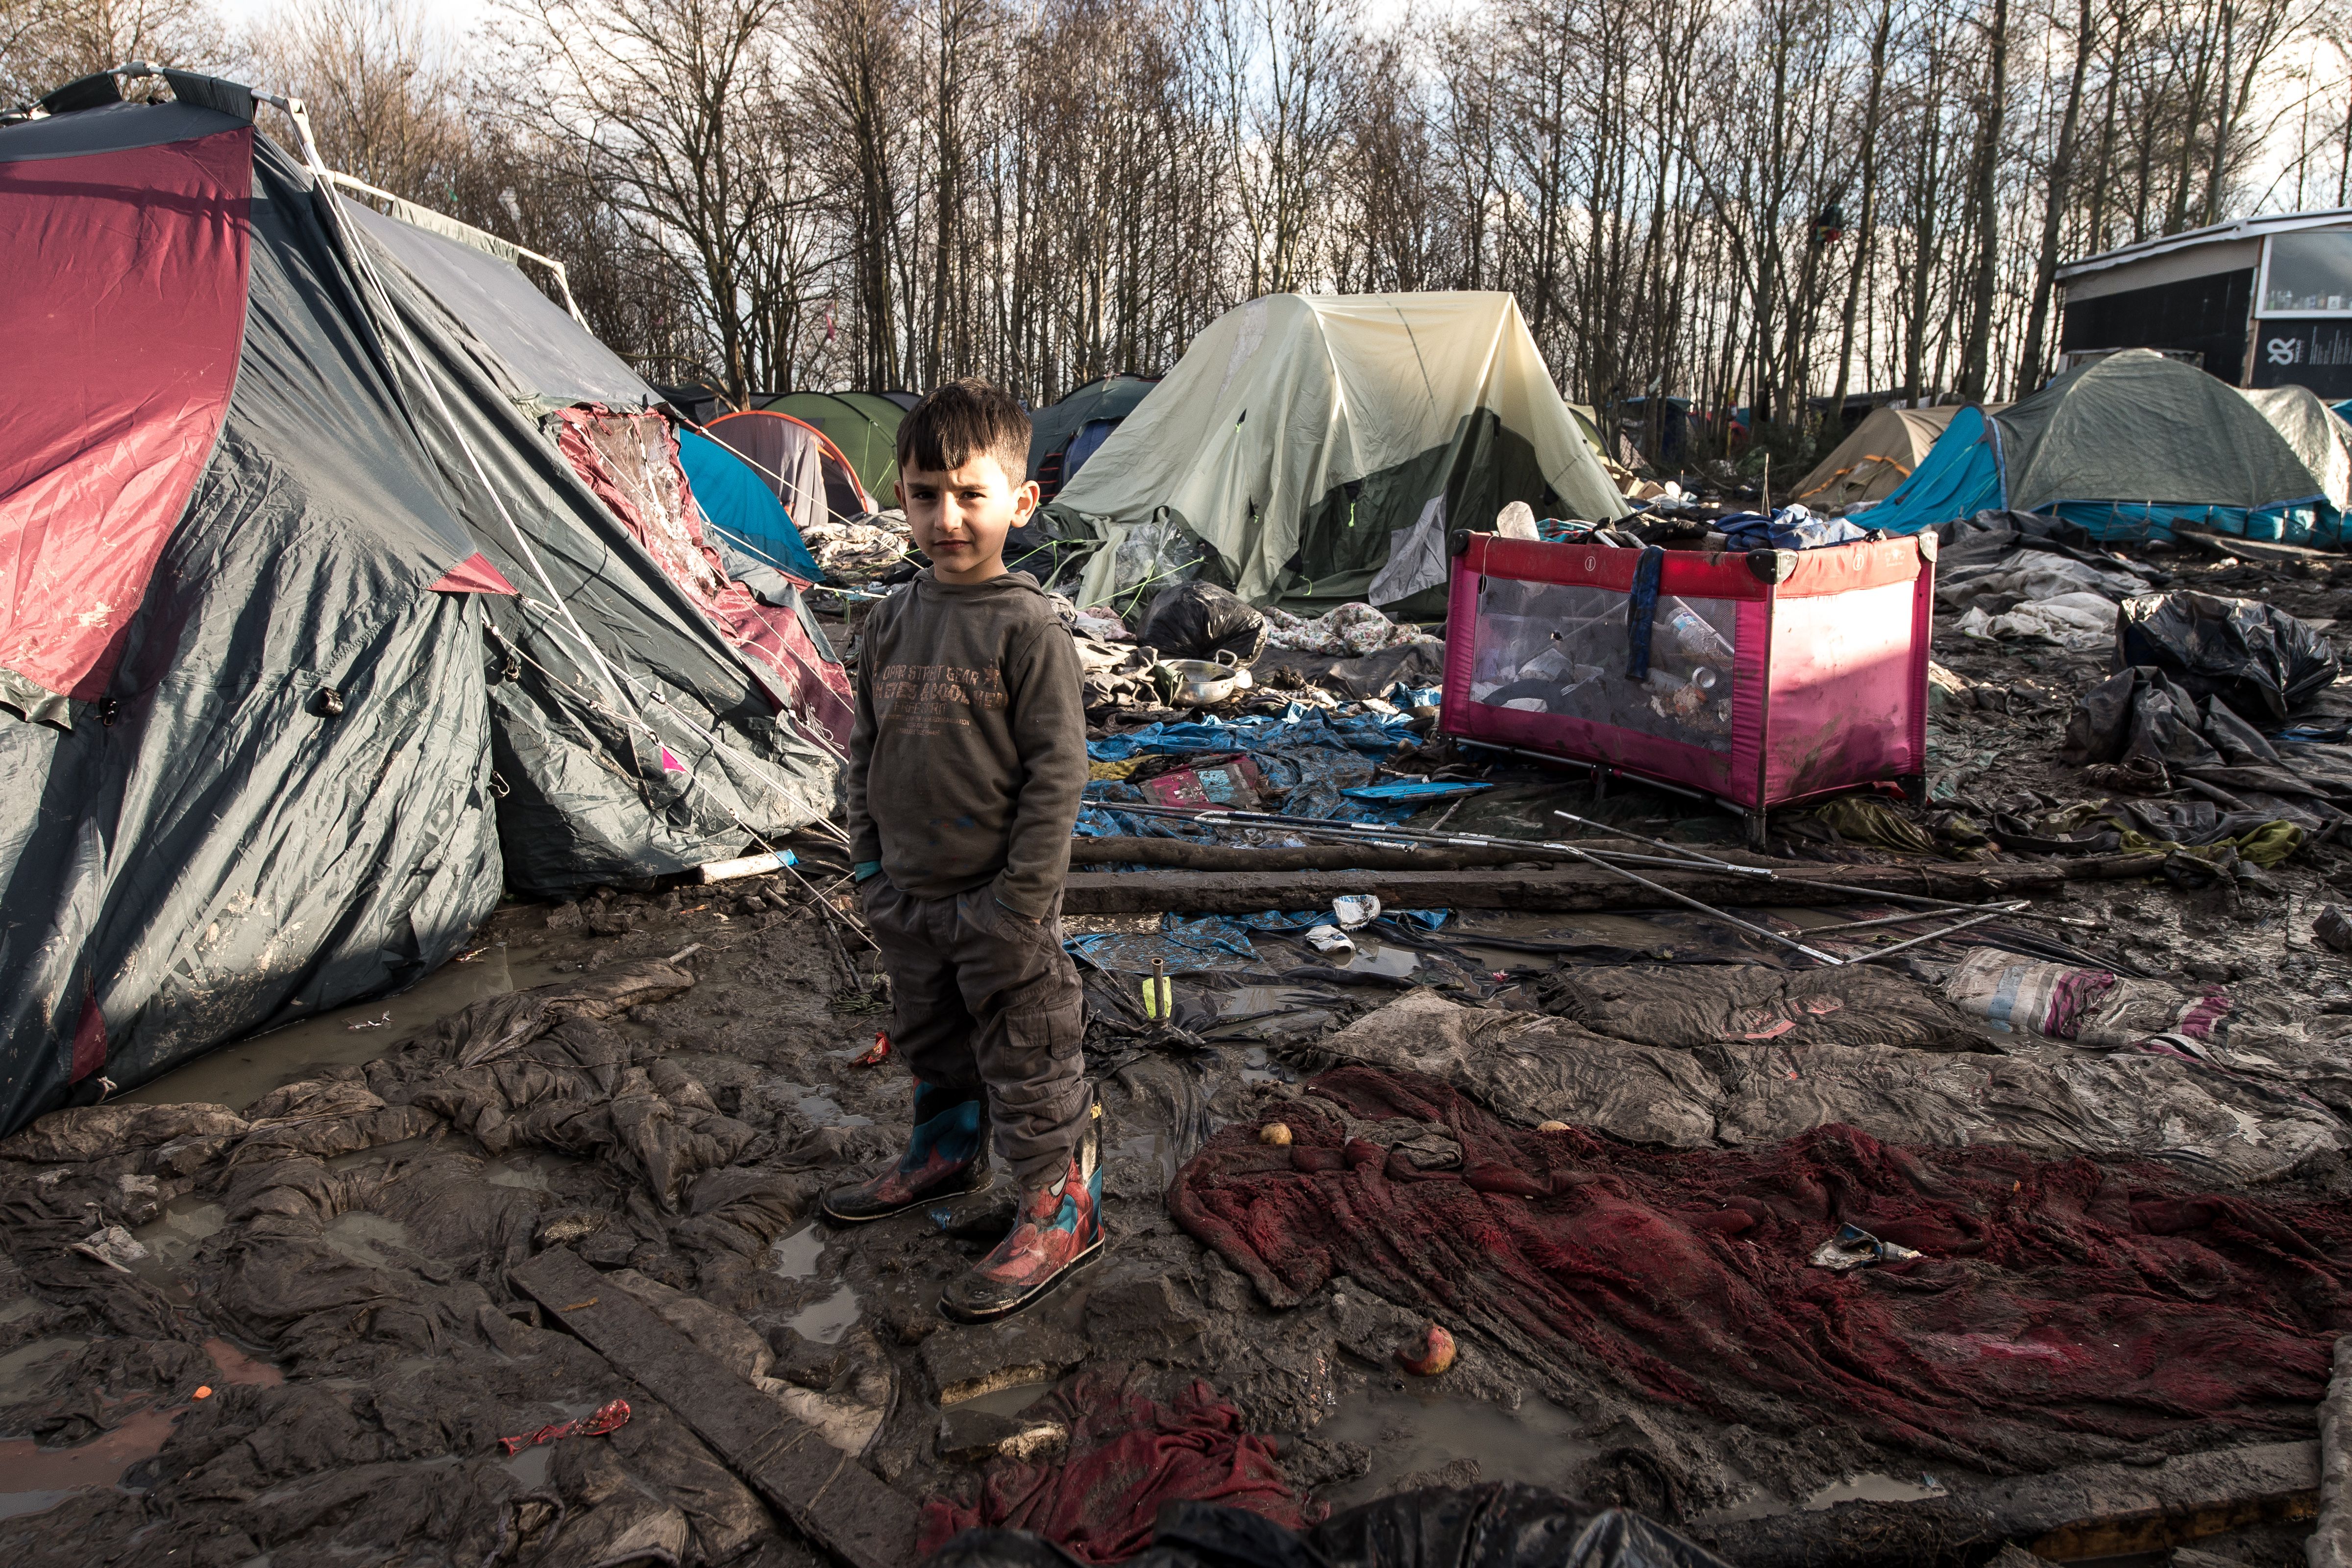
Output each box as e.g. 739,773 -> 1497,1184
0,126 -> 254,701
427,552 -> 519,595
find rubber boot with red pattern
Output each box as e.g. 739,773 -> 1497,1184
821,1080 -> 992,1224
938,1095 -> 1103,1323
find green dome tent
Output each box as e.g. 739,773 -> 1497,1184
1863,349 -> 2346,543
1045,293 -> 1629,611
1028,374 -> 1161,501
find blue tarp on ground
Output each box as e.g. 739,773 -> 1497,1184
679,428 -> 824,581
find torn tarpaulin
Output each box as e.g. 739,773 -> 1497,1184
1171,1064 -> 2352,1472
918,1372 -> 1320,1564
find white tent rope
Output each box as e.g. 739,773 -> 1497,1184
271,98 -> 847,828
275,97 -> 635,719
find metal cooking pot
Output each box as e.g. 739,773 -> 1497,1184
1158,650 -> 1255,707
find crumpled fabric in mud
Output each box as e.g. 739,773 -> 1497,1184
1536,963 -> 1990,1053
427,957 -> 695,1068
1305,991 -> 2343,1180
1943,948 -> 2352,1114
1171,1064 -> 2352,1473
931,1490 -> 1726,1568
1076,636 -> 1164,711
363,977 -> 759,1205
2117,590 -> 2340,727
919,1370 -> 1320,1564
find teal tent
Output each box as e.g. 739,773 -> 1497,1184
679,428 -> 823,580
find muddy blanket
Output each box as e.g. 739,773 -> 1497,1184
1171,1066 -> 2352,1472
920,1371 -> 1319,1564
1309,991 -> 2343,1180
1536,964 -> 1991,1053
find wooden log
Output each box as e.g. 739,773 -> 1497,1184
1693,1440 -> 2320,1567
1058,854 -> 2165,915
2315,1336 -> 2352,1568
514,1248 -> 918,1568
1069,838 -> 1533,872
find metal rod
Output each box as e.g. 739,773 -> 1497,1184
1550,808 -> 1749,873
783,859 -> 880,952
1540,841 -> 1846,965
1845,906 -> 2017,963
1801,900 -> 2028,935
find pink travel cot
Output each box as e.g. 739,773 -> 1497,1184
1439,532 -> 1937,838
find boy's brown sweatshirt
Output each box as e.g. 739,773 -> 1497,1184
844,568 -> 1086,918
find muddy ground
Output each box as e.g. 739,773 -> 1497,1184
3,545 -> 2349,1568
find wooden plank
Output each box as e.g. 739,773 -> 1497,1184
514,1247 -> 919,1568
1059,856 -> 2163,915
1693,1440 -> 2319,1568
2173,524 -> 2338,565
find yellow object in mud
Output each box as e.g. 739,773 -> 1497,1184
1089,758 -> 1144,781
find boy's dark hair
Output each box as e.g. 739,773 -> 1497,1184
898,378 -> 1032,485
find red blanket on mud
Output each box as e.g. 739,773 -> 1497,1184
920,1373 -> 1318,1564
1171,1066 -> 2352,1472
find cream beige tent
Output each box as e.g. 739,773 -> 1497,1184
1045,292 -> 1628,611
1792,406 -> 1957,513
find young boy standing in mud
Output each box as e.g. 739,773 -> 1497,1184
825,378 -> 1099,1322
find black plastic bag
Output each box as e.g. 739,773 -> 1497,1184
925,1488 -> 1729,1568
2059,666 -> 2219,769
2116,591 -> 2339,726
1138,582 -> 1270,665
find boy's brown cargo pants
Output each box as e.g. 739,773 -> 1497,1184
859,879 -> 1090,1189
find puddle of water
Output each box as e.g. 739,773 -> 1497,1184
1316,1383 -> 1592,1509
0,1337 -> 91,1407
956,1382 -> 1052,1418
0,1403 -> 177,1506
117,943 -> 566,1113
1803,1471 -> 1946,1509
782,1283 -> 861,1346
770,1223 -> 827,1280
321,1212 -> 414,1271
129,1194 -> 226,1280
1332,940 -> 1419,980
201,1337 -> 284,1389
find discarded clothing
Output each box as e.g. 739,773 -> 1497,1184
2117,591 -> 2340,726
918,1372 -> 1318,1564
1954,592 -> 2117,652
1307,991 -> 2343,1180
1067,917 -> 1264,975
1945,949 -> 2224,1048
1715,506 -> 1867,551
931,1490 -> 1728,1568
1262,603 -> 1437,659
1172,1063 -> 2352,1471
1537,963 -> 1992,1053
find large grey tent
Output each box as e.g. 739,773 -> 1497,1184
1046,293 -> 1629,611
0,70 -> 835,1134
